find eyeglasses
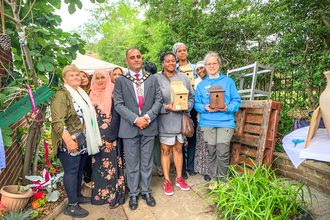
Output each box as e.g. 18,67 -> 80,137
205,62 -> 219,67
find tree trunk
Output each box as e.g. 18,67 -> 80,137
31,126 -> 41,175
22,120 -> 38,185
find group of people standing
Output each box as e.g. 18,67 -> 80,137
51,43 -> 241,218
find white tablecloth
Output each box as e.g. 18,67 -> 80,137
282,126 -> 330,168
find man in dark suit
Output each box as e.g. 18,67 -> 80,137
114,48 -> 163,210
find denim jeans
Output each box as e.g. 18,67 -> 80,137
58,150 -> 88,204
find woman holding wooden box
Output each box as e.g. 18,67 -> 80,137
155,52 -> 195,196
194,52 -> 241,188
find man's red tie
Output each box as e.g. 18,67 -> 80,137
135,74 -> 144,111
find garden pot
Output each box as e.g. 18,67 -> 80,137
319,70 -> 330,137
0,185 -> 34,211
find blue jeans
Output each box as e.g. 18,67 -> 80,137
58,150 -> 88,204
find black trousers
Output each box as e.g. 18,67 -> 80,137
58,151 -> 88,204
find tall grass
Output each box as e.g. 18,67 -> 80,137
204,163 -> 313,220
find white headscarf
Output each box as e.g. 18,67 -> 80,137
172,42 -> 187,55
64,84 -> 102,155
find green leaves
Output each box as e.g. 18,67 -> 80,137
1,127 -> 14,147
65,0 -> 83,14
36,56 -> 54,72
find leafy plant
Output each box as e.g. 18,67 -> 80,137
24,169 -> 64,202
202,163 -> 313,220
0,209 -> 35,220
1,127 -> 13,147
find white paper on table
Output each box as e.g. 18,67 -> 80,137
300,128 -> 330,162
282,126 -> 309,168
0,128 -> 6,173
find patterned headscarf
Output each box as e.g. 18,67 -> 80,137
80,71 -> 91,94
89,68 -> 114,118
172,42 -> 187,55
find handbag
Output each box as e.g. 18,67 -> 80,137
163,72 -> 195,137
181,111 -> 194,137
62,131 -> 86,150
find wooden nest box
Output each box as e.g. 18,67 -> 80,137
180,65 -> 194,86
171,81 -> 189,111
209,86 -> 225,109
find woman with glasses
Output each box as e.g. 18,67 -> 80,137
194,52 -> 241,188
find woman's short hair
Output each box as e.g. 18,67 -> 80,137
203,51 -> 221,66
62,64 -> 80,78
144,62 -> 157,74
160,52 -> 176,63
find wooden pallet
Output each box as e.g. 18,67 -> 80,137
229,100 -> 281,174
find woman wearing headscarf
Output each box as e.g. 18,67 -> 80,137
51,65 -> 102,218
172,42 -> 197,79
109,67 -> 125,84
81,71 -> 93,187
89,68 -> 125,209
193,61 -> 211,181
155,53 -> 195,196
80,71 -> 91,94
109,67 -> 126,176
172,42 -> 198,179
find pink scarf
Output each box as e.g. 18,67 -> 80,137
89,68 -> 114,118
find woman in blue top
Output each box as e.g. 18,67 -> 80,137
194,51 -> 241,186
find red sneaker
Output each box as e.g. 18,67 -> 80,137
163,180 -> 174,196
175,177 -> 190,191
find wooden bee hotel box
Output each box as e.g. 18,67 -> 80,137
180,65 -> 195,86
209,86 -> 225,109
171,81 -> 189,111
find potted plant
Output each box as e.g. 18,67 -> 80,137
0,182 -> 34,212
202,163 -> 314,220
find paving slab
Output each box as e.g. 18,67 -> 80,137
288,179 -> 330,220
53,165 -> 330,220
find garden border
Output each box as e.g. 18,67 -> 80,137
43,198 -> 68,220
273,152 -> 330,194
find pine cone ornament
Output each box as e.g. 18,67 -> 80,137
0,33 -> 11,50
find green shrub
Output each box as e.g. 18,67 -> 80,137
203,164 -> 313,220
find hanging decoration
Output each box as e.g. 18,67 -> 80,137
0,128 -> 6,173
0,0 -> 11,50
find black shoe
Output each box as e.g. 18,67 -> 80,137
188,171 -> 197,176
142,193 -> 156,207
129,196 -> 138,210
63,204 -> 89,218
204,175 -> 211,181
182,172 -> 188,180
78,196 -> 91,204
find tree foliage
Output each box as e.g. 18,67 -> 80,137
79,0 -> 330,109
76,0 -> 329,144
0,0 -> 103,181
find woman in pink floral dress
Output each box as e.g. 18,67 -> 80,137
89,68 -> 125,208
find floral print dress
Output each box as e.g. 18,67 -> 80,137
194,124 -> 211,175
91,105 -> 125,207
